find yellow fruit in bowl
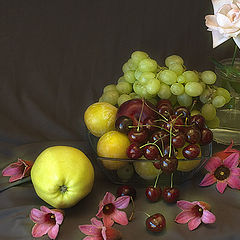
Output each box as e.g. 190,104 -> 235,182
84,102 -> 117,137
31,146 -> 94,209
176,143 -> 202,172
97,131 -> 130,170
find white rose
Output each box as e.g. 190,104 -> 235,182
206,0 -> 240,48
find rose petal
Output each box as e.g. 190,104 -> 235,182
216,181 -> 227,193
177,200 -> 195,210
114,196 -> 130,209
30,208 -> 47,223
212,0 -> 233,14
211,29 -> 230,48
48,225 -> 59,240
223,153 -> 240,169
102,215 -> 114,227
206,15 -> 219,30
111,209 -> 128,226
91,218 -> 103,228
205,157 -> 222,172
79,224 -> 101,236
201,210 -> 216,224
188,217 -> 202,231
102,192 -> 116,205
175,210 -> 195,224
234,35 -> 240,48
227,175 -> 240,189
199,173 -> 216,186
32,223 -> 53,238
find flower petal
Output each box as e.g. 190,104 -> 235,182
102,192 -> 116,205
223,153 -> 239,169
8,173 -> 25,183
52,210 -> 64,225
111,209 -> 128,226
201,210 -> 216,224
205,157 -> 222,172
177,200 -> 195,210
231,167 -> 240,176
199,173 -> 216,186
227,175 -> 240,189
216,181 -> 227,193
175,210 -> 195,224
212,0 -> 233,14
30,208 -> 47,223
211,29 -> 230,48
101,227 -> 107,240
102,215 -> 114,227
48,225 -> 59,240
91,218 -> 103,227
188,217 -> 202,231
83,237 -> 103,240
32,223 -> 53,238
79,224 -> 101,236
114,196 -> 130,209
40,206 -> 52,214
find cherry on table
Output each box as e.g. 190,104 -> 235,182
146,213 -> 166,232
162,186 -> 180,203
145,186 -> 162,202
116,185 -> 136,200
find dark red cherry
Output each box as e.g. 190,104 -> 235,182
116,185 -> 136,200
182,144 -> 200,159
159,156 -> 178,174
145,186 -> 162,202
146,213 -> 166,232
126,143 -> 143,159
128,128 -> 148,144
149,130 -> 169,146
172,133 -> 185,148
162,186 -> 180,203
115,116 -> 133,134
157,104 -> 173,119
143,117 -> 159,132
174,106 -> 190,120
201,128 -> 213,145
143,145 -> 160,160
185,127 -> 201,144
190,114 -> 205,130
157,99 -> 172,108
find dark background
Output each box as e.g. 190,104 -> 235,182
0,1 -> 239,240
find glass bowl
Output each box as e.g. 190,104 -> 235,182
88,132 -> 212,185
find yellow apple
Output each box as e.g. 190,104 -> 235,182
31,146 -> 94,208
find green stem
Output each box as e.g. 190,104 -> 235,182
154,170 -> 161,188
232,44 -> 238,67
170,173 -> 174,188
169,125 -> 173,158
137,98 -> 145,131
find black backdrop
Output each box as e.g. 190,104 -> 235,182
0,1 -> 239,240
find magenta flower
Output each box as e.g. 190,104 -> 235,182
96,192 -> 130,227
2,158 -> 33,182
79,217 -> 122,240
199,152 -> 240,193
30,206 -> 64,239
175,200 -> 216,231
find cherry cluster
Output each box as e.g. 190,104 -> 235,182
115,98 -> 213,175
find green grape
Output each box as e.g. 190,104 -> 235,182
169,94 -> 177,106
177,75 -> 186,84
182,71 -> 199,83
134,68 -> 142,80
116,81 -> 132,94
98,96 -> 104,102
212,95 -> 226,108
201,103 -> 216,121
170,83 -> 185,95
159,69 -> 177,85
118,94 -> 132,106
118,76 -> 126,83
206,116 -> 220,129
103,84 -> 117,93
117,163 -> 134,181
102,90 -> 119,105
129,92 -> 140,99
185,82 -> 203,97
127,58 -> 138,71
139,72 -> 155,85
138,58 -> 158,72
168,63 -> 184,76
148,97 -> 158,106
191,110 -> 201,116
200,89 -> 211,104
201,70 -> 217,84
177,93 -> 192,107
122,62 -> 131,73
216,87 -> 231,103
131,51 -> 149,65
124,70 -> 136,83
157,83 -> 172,99
146,78 -> 161,95
200,81 -> 206,90
133,81 -> 152,99
165,55 -> 184,67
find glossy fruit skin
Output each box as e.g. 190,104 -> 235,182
159,156 -> 178,174
116,99 -> 158,126
146,213 -> 166,232
201,128 -> 213,145
143,117 -> 159,132
127,143 -> 143,159
162,187 -> 180,203
157,104 -> 173,119
185,127 -> 201,144
144,145 -> 160,160
157,99 -> 172,108
182,144 -> 200,159
31,146 -> 94,208
128,128 -> 149,144
174,106 -> 190,120
190,114 -> 205,130
116,185 -> 136,200
115,116 -> 133,134
172,133 -> 185,148
145,186 -> 162,202
150,130 -> 169,146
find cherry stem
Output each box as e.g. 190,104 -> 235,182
137,98 -> 145,132
128,196 -> 135,222
144,212 -> 151,218
190,100 -> 197,112
170,173 -> 174,188
154,170 -> 161,188
144,102 -> 168,121
169,124 -> 173,158
140,142 -> 163,158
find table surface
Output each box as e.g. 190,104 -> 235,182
0,1 -> 239,240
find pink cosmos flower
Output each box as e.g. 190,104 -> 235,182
79,217 -> 122,240
199,152 -> 240,193
30,206 -> 64,239
2,158 -> 33,182
175,200 -> 216,231
96,192 -> 130,227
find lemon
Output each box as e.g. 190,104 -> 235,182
176,144 -> 201,172
84,102 -> 117,137
97,131 -> 130,170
